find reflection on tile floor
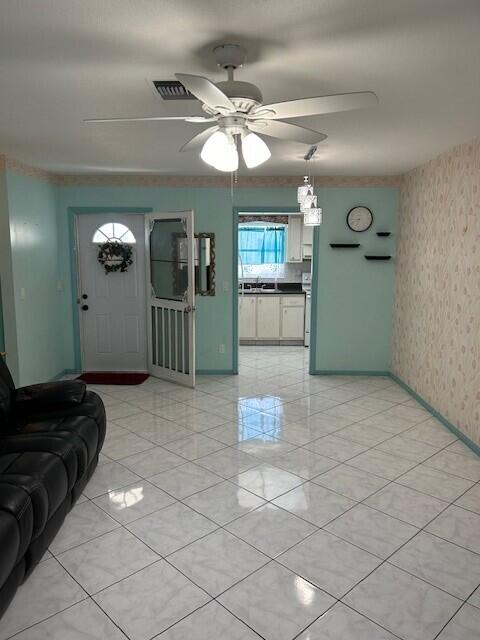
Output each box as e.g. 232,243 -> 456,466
3,346 -> 480,640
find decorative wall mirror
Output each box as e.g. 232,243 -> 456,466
174,232 -> 215,296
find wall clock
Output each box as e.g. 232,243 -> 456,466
347,206 -> 373,232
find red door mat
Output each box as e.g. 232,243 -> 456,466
77,372 -> 149,385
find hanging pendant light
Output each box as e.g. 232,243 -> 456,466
300,194 -> 317,212
303,200 -> 322,226
298,152 -> 322,226
297,176 -> 312,203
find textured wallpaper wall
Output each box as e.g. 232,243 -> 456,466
392,138 -> 480,445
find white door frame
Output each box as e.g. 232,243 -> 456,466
75,213 -> 147,372
145,211 -> 196,387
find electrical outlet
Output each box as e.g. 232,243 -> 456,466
218,344 -> 226,353
20,287 -> 26,301
223,281 -> 229,292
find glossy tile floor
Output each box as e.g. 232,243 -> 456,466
3,347 -> 480,640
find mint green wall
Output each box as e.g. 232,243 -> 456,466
313,188 -> 398,372
56,184 -> 397,374
4,171 -> 64,385
56,186 -> 237,373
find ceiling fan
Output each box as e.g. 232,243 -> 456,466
85,44 -> 378,172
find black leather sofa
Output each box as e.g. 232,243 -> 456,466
0,358 -> 106,618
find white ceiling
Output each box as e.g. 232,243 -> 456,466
0,0 -> 479,176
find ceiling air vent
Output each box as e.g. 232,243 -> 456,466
151,80 -> 197,100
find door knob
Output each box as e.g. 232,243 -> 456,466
82,294 -> 88,299
81,305 -> 89,311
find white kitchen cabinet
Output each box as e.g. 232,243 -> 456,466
257,296 -> 280,338
281,305 -> 305,339
302,223 -> 313,260
239,293 -> 305,342
280,295 -> 305,339
239,296 -> 256,338
286,215 -> 303,262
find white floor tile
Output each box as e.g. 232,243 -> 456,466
57,527 -> 158,594
234,464 -> 304,500
218,561 -> 335,640
395,465 -> 474,502
325,504 -> 419,558
225,502 -> 316,558
148,461 -> 223,499
10,598 -> 126,640
169,528 -> 269,596
183,480 -> 266,525
297,602 -> 397,639
159,601 -> 262,639
127,501 -> 218,555
426,505 -> 480,554
49,501 -> 120,554
277,529 -> 381,598
343,563 -> 461,640
93,480 -> 175,524
389,531 -> 480,599
437,604 -> 480,640
313,464 -> 389,501
272,482 -> 355,527
93,560 -> 210,640
365,482 -> 447,527
0,559 -> 86,640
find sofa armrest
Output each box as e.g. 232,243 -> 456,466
14,381 -> 87,415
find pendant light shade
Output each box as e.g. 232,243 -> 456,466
297,182 -> 312,203
300,194 -> 317,212
241,132 -> 271,168
303,203 -> 322,226
200,131 -> 239,172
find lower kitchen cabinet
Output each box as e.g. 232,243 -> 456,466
239,295 -> 256,338
239,294 -> 305,342
281,305 -> 305,339
257,296 -> 281,338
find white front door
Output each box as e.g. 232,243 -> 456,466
146,211 -> 195,387
76,214 -> 147,372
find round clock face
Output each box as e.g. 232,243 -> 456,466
347,206 -> 373,232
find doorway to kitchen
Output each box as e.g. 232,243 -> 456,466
234,207 -> 316,377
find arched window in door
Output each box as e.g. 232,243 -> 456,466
92,222 -> 136,244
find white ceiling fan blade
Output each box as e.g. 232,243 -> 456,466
180,126 -> 219,152
175,73 -> 235,114
84,115 -> 215,123
249,120 -> 326,145
251,91 -> 378,120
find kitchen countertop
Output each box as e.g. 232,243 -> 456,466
239,289 -> 306,296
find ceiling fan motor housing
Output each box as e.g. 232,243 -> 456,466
214,80 -> 263,111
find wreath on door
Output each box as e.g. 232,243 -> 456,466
97,241 -> 133,274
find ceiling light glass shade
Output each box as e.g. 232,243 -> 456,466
303,206 -> 322,226
241,132 -> 271,168
200,131 -> 239,172
300,194 -> 317,212
297,183 -> 313,203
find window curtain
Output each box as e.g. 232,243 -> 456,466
238,226 -> 286,265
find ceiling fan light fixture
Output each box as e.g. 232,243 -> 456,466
241,132 -> 271,168
200,130 -> 239,172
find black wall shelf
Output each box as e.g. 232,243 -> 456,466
329,243 -> 360,249
376,232 -> 391,237
365,255 -> 391,261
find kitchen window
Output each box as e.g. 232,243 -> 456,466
238,223 -> 286,278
